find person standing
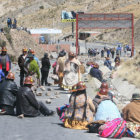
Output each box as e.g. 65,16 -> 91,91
16,76 -> 55,118
0,72 -> 18,115
55,50 -> 66,87
0,47 -> 11,76
104,57 -> 112,70
18,48 -> 28,86
41,53 -> 51,86
114,54 -> 120,67
101,49 -> 104,58
27,53 -> 40,86
62,52 -> 81,90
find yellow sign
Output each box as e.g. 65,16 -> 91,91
61,19 -> 76,22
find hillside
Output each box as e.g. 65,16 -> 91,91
0,29 -> 45,60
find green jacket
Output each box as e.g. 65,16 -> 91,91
29,59 -> 40,78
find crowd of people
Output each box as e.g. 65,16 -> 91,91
0,46 -> 55,117
0,46 -> 139,139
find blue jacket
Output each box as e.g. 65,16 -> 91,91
95,100 -> 121,121
104,60 -> 112,70
0,69 -> 5,82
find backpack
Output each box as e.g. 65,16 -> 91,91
99,118 -> 127,138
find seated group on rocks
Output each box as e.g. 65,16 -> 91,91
0,72 -> 55,117
57,81 -> 140,139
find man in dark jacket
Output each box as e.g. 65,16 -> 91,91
18,48 -> 28,86
41,53 -> 51,86
0,72 -> 18,115
0,47 -> 11,76
16,76 -> 55,118
90,63 -> 103,82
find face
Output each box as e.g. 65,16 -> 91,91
2,51 -> 6,55
23,51 -> 27,55
69,55 -> 74,60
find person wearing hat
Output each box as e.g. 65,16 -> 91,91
0,72 -> 18,115
41,53 -> 51,86
93,82 -> 114,112
104,57 -> 113,70
114,54 -> 120,67
89,63 -> 103,82
95,88 -> 121,121
30,50 -> 40,67
18,48 -> 28,86
62,52 -> 81,90
55,50 -> 66,87
122,93 -> 140,124
27,53 -> 40,86
64,81 -> 95,129
0,47 -> 11,76
16,76 -> 55,118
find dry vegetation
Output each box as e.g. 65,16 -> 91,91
117,52 -> 140,88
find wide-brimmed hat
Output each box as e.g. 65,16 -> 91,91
69,52 -> 75,57
70,81 -> 86,92
97,88 -> 108,96
100,82 -> 108,89
59,50 -> 66,57
131,93 -> 140,100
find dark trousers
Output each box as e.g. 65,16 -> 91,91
20,69 -> 25,86
38,101 -> 51,116
2,69 -> 9,77
41,70 -> 49,86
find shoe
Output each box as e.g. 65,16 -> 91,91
0,109 -> 6,115
45,83 -> 52,86
47,111 -> 55,116
17,114 -> 24,119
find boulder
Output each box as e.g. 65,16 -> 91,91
46,99 -> 52,104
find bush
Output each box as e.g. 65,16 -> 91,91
0,39 -> 6,47
3,27 -> 10,34
5,33 -> 12,44
3,27 -> 12,44
39,6 -> 44,9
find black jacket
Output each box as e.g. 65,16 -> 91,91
0,79 -> 18,107
41,57 -> 50,71
16,86 -> 40,117
18,54 -> 26,70
90,67 -> 103,82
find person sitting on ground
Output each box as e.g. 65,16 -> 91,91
41,53 -> 51,86
55,50 -> 66,88
104,57 -> 113,70
122,93 -> 140,124
93,82 -> 114,112
94,88 -> 121,121
0,72 -> 18,115
27,53 -> 40,86
122,93 -> 140,139
16,76 -> 55,118
64,81 -> 95,129
89,63 -> 103,82
0,47 -> 11,76
114,54 -> 120,67
0,69 -> 5,82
